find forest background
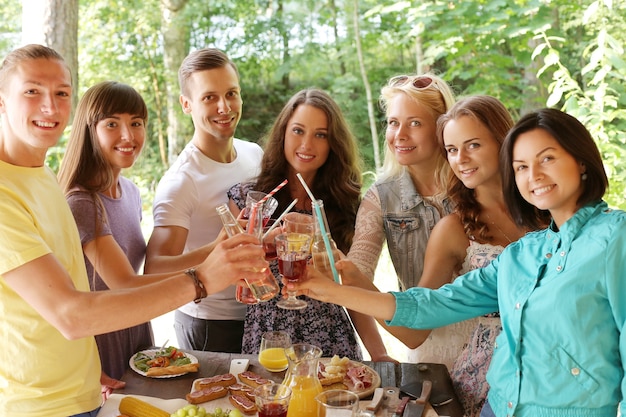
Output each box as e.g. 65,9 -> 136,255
1,0 -> 626,357
2,0 -> 625,209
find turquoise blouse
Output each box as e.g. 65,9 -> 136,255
389,201 -> 626,417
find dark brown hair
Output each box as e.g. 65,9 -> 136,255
58,81 -> 148,195
436,95 -> 514,241
501,108 -> 607,229
254,88 -> 362,252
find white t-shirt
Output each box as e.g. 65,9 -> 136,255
152,139 -> 263,320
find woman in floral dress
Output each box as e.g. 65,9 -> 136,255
227,88 -> 368,359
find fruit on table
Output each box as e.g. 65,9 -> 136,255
170,404 -> 244,417
119,396 -> 170,417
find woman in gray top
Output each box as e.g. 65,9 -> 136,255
346,73 -> 456,362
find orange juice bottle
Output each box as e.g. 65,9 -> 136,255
286,375 -> 322,417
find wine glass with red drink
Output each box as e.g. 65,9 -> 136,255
275,232 -> 311,310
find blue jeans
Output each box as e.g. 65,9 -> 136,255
70,407 -> 100,417
174,310 -> 244,352
480,400 -> 496,417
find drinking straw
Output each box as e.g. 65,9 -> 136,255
295,173 -> 340,283
261,198 -> 299,240
255,179 -> 288,208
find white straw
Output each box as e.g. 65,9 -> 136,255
296,173 -> 317,202
261,198 -> 298,240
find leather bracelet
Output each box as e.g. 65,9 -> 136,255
184,268 -> 207,303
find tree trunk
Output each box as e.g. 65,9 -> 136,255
277,0 -> 290,89
21,0 -> 78,117
161,0 -> 190,166
352,0 -> 381,173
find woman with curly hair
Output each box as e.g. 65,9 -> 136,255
228,88 -> 369,359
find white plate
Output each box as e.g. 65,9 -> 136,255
129,349 -> 199,378
97,394 -> 187,417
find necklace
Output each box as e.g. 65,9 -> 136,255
485,213 -> 513,243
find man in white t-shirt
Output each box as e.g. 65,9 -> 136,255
145,48 -> 263,352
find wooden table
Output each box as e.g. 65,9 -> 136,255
116,350 -> 464,416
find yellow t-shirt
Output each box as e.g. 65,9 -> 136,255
0,160 -> 101,416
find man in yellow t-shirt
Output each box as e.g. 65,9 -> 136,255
0,44 -> 269,416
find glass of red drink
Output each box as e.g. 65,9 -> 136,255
275,233 -> 311,310
254,383 -> 292,417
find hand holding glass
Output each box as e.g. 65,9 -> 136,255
238,204 -> 279,304
275,233 -> 311,310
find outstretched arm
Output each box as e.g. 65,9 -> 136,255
5,234 -> 267,340
144,225 -> 224,273
288,266 -> 398,321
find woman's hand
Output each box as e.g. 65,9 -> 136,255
336,259 -> 378,291
284,266 -> 341,303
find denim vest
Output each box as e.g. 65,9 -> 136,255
376,170 -> 453,291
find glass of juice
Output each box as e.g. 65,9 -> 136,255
254,383 -> 292,417
275,233 -> 311,310
258,330 -> 291,372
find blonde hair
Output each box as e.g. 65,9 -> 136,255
378,73 -> 456,197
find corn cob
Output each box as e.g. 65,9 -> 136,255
118,396 -> 170,417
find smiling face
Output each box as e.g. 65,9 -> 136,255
283,104 -> 330,180
512,128 -> 585,226
95,113 -> 146,174
180,64 -> 242,144
385,93 -> 440,168
0,58 -> 71,166
443,115 -> 502,190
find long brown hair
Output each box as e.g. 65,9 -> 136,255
254,88 -> 362,252
58,81 -> 148,195
436,95 -> 515,241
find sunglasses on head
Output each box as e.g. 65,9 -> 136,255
389,75 -> 435,89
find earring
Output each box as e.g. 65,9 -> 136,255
581,173 -> 588,181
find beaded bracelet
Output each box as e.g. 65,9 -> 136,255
184,268 -> 207,303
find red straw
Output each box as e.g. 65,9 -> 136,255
256,179 -> 288,207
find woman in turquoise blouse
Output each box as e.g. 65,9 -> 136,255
290,108 -> 626,417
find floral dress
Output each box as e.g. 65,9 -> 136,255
228,183 -> 362,360
450,240 -> 503,417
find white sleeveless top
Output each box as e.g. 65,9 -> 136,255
407,240 -> 503,367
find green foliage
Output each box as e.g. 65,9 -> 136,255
533,0 -> 626,209
0,0 -> 624,209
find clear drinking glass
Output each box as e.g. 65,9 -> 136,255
275,232 -> 311,310
315,389 -> 360,417
254,382 -> 292,417
240,205 -> 280,303
282,212 -> 315,238
244,190 -> 278,224
258,330 -> 291,372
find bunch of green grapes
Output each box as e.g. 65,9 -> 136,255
171,404 -> 244,417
